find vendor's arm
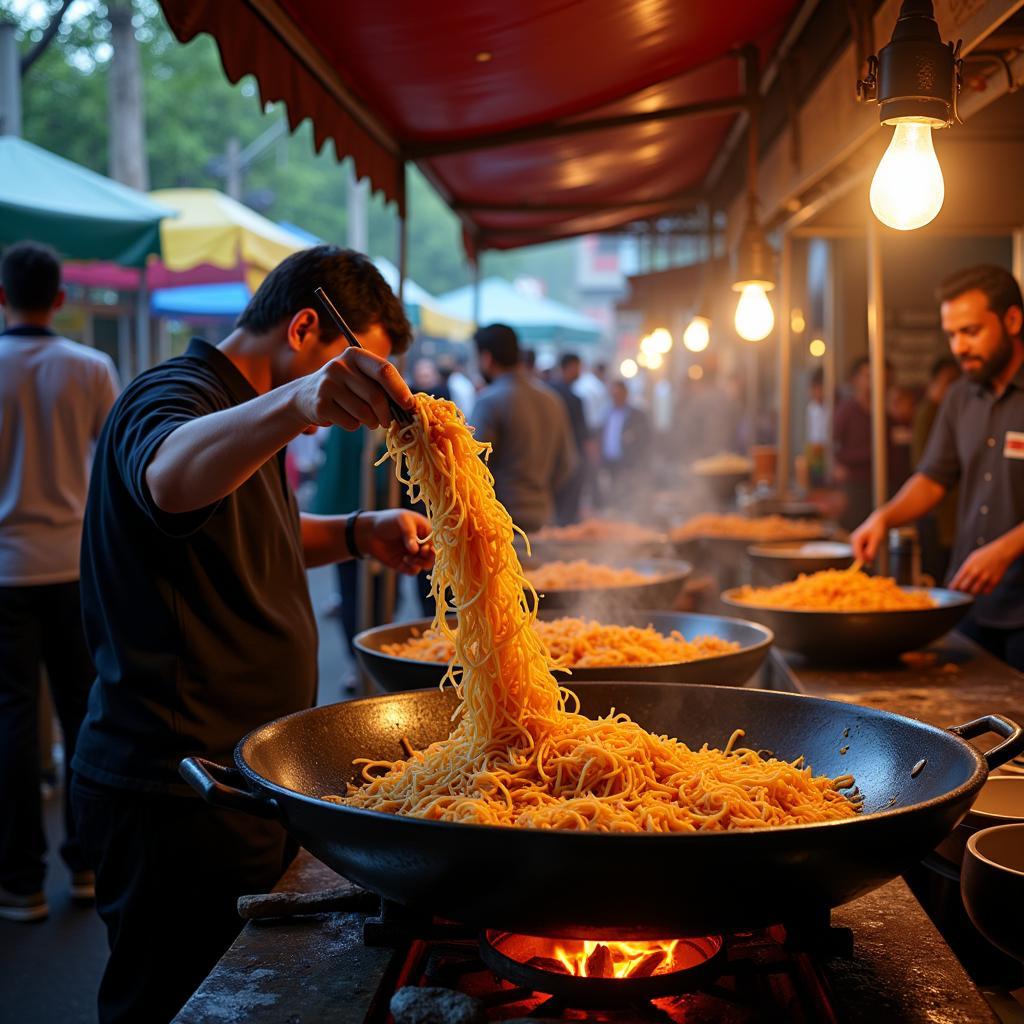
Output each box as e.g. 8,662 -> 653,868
949,523 -> 1024,596
147,349 -> 412,515
850,389 -> 960,563
300,510 -> 434,573
850,473 -> 947,561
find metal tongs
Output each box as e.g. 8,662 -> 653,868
314,286 -> 413,426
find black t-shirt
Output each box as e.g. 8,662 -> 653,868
73,339 -> 318,794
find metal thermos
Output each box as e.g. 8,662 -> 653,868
888,526 -> 921,586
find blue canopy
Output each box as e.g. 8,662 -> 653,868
437,277 -> 602,345
151,282 -> 250,318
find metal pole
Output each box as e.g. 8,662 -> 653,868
134,274 -> 150,376
866,219 -> 889,574
380,165 -> 409,627
822,240 -> 837,481
471,255 -> 482,328
777,234 -> 793,496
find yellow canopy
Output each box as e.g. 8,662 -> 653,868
149,188 -> 308,290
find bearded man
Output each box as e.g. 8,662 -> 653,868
852,264 -> 1024,669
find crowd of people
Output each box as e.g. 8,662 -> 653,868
3,236 -> 1024,1024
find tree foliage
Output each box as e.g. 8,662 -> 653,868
1,0 -> 578,301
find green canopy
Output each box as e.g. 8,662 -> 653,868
0,136 -> 170,267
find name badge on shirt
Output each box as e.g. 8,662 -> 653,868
1005,431 -> 1024,459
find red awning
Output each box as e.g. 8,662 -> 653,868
159,1 -> 799,253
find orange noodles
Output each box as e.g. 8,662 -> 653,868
333,395 -> 860,831
732,568 -> 937,612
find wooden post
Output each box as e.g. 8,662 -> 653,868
777,234 -> 793,495
866,219 -> 889,574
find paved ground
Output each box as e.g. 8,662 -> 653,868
0,566 -> 398,1024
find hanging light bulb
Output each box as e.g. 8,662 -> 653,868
683,316 -> 711,353
620,357 -> 638,379
645,350 -> 664,370
858,0 -> 960,232
639,334 -> 655,358
734,283 -> 775,342
648,327 -> 673,354
731,194 -> 776,343
687,363 -> 704,381
809,338 -> 826,358
869,121 -> 944,230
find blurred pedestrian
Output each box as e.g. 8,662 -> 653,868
471,324 -> 576,533
834,357 -> 895,531
600,379 -> 651,505
412,357 -> 450,401
550,353 -> 588,524
806,368 -> 828,485
0,241 -> 119,922
441,353 -> 476,418
888,384 -> 916,492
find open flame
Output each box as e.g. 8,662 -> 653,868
545,938 -> 682,979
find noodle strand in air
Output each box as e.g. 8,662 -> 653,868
331,395 -> 859,832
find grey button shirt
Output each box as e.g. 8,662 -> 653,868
918,366 -> 1024,627
470,371 -> 577,534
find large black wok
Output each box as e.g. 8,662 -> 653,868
354,611 -> 774,692
523,556 -> 691,611
181,683 -> 1022,939
721,586 -> 974,662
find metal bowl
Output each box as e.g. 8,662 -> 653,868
935,775 -> 1024,867
720,586 -> 974,663
524,535 -> 669,563
354,609 -> 772,693
523,556 -> 691,612
962,823 -> 1024,961
748,540 -> 855,584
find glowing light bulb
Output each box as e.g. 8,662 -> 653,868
869,121 -> 944,231
734,283 -> 774,342
620,357 -> 638,378
687,363 -> 704,381
645,351 -> 664,370
648,327 -> 673,354
683,316 -> 710,353
809,338 -> 826,358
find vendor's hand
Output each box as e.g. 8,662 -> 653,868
949,537 -> 1014,596
850,510 -> 887,563
356,510 -> 434,575
291,348 -> 413,431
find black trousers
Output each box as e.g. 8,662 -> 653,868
0,581 -> 93,892
958,615 -> 1024,672
71,774 -> 293,1024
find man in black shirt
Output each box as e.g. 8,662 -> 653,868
852,265 -> 1024,668
71,246 -> 433,1024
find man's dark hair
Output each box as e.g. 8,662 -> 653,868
1,241 -> 62,312
930,355 -> 959,380
474,323 -> 519,368
560,352 -> 581,371
237,245 -> 412,353
936,264 -> 1024,321
810,367 -> 824,389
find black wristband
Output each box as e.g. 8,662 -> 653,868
346,510 -> 365,560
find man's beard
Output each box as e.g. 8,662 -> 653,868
961,329 -> 1013,384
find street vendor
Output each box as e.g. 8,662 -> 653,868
851,264 -> 1024,670
70,246 -> 433,1024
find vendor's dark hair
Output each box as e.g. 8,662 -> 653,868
238,245 -> 412,353
560,352 -> 581,370
474,323 -> 520,367
1,241 -> 62,312
936,264 -> 1023,321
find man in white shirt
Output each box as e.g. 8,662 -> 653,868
0,241 -> 120,922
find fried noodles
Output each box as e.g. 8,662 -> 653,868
331,396 -> 859,832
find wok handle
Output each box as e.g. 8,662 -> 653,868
948,715 -> 1024,771
179,757 -> 281,820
